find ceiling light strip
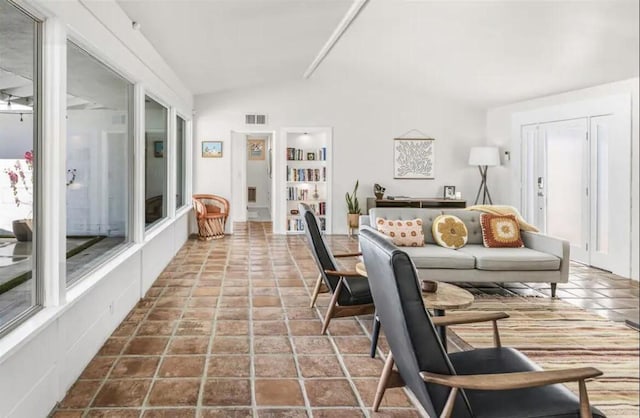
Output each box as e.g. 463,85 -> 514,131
303,0 -> 369,79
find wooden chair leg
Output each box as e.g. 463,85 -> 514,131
579,380 -> 593,418
310,273 -> 323,308
321,279 -> 343,335
440,387 -> 458,418
373,351 -> 394,412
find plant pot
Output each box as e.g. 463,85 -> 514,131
348,213 -> 360,228
374,192 -> 384,200
12,219 -> 33,242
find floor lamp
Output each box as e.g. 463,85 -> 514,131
468,146 -> 500,205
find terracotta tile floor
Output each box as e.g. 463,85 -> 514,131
51,222 -> 639,417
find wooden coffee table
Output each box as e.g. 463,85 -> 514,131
355,262 -> 474,352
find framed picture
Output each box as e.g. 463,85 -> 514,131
153,141 -> 164,158
394,138 -> 435,179
307,152 -> 315,161
202,141 -> 223,158
247,139 -> 265,160
444,185 -> 456,200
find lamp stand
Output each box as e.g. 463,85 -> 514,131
474,165 -> 493,205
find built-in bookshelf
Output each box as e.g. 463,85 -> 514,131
282,128 -> 332,234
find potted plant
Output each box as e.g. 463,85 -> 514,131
346,180 -> 361,228
4,150 -> 33,241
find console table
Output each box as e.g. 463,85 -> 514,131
366,197 -> 466,212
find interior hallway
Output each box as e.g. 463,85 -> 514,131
51,221 -> 639,417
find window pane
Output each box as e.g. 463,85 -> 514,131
66,42 -> 132,285
145,96 -> 167,226
0,1 -> 39,330
176,116 -> 185,209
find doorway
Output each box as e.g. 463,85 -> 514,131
246,134 -> 272,221
230,130 -> 275,226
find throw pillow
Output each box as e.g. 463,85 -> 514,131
432,215 -> 468,249
375,218 -> 425,247
480,213 -> 524,248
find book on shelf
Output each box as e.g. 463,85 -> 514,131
287,216 -> 325,232
286,147 -> 327,161
286,166 -> 327,182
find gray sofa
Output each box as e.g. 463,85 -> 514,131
359,208 -> 569,297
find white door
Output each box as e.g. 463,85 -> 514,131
588,115 -> 613,271
522,116 -> 615,270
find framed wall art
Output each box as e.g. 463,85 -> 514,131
247,139 -> 265,160
393,137 -> 435,179
202,141 -> 223,158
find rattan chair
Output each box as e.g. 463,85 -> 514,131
192,194 -> 229,240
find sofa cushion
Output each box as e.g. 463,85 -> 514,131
480,213 -> 524,248
432,215 -> 468,249
375,218 -> 424,247
402,244 -> 476,269
370,208 -> 442,244
441,209 -> 483,244
458,245 -> 561,271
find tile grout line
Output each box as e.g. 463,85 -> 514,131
196,239 -> 228,415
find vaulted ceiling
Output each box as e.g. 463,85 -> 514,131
118,0 -> 639,108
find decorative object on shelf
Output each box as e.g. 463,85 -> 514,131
394,137 -> 435,179
312,185 -> 320,200
307,152 -> 315,160
153,141 -> 164,158
421,280 -> 438,293
290,209 -> 299,215
4,150 -> 34,241
346,180 -> 361,229
247,138 -> 265,160
443,185 -> 456,200
202,141 -> 223,158
468,146 -> 500,204
373,183 -> 386,200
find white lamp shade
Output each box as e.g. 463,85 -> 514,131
468,146 -> 501,166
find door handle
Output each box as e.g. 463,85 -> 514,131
537,177 -> 544,190
537,192 -> 544,197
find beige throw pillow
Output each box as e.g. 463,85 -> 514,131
432,215 -> 468,249
375,218 -> 425,247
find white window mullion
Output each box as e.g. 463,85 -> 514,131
132,83 -> 145,244
167,108 -> 177,218
41,17 -> 67,306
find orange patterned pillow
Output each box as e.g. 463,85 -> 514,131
375,218 -> 425,247
480,213 -> 524,248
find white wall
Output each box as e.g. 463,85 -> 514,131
486,78 -> 639,280
194,78 -> 486,234
247,135 -> 270,208
0,1 -> 193,417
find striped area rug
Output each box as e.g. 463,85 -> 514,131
448,296 -> 639,418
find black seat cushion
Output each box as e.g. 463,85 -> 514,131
449,347 -> 606,418
342,276 -> 373,305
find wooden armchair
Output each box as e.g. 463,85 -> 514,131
192,194 -> 229,240
359,228 -> 605,418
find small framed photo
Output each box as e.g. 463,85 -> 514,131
153,141 -> 164,158
443,185 -> 456,200
307,152 -> 315,161
202,141 -> 223,158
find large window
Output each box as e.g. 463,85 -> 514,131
66,41 -> 133,285
176,115 -> 186,209
145,96 -> 168,226
0,1 -> 41,331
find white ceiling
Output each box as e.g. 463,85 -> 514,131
117,0 -> 353,95
118,0 -> 638,107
